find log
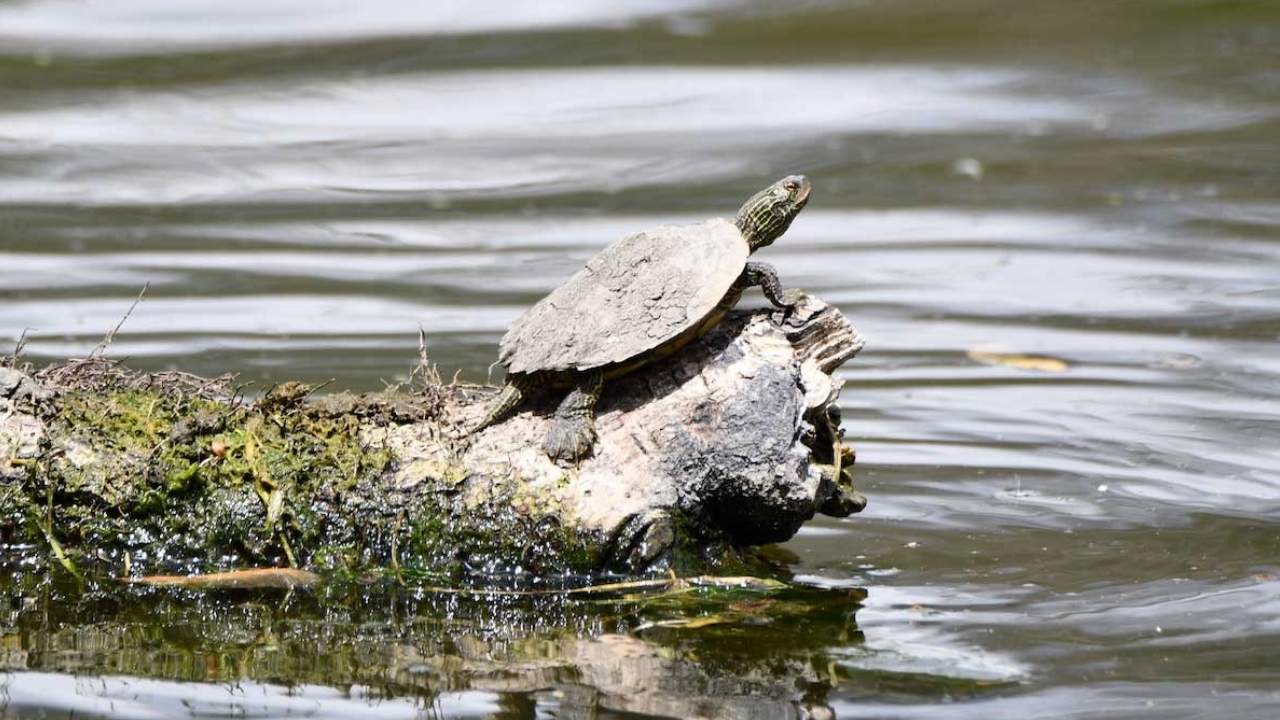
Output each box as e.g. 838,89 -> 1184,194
0,295 -> 865,580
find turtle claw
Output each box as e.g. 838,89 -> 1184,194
543,415 -> 597,464
779,302 -> 798,324
772,289 -> 808,326
773,303 -> 798,327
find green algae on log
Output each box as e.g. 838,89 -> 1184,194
0,295 -> 865,582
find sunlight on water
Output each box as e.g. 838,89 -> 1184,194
0,0 -> 716,49
1,0 -> 1278,717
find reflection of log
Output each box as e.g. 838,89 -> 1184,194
0,579 -> 869,719
0,295 -> 865,578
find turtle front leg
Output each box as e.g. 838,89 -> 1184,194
544,370 -> 604,463
740,261 -> 794,310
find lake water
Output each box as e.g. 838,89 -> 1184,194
2,0 -> 1278,718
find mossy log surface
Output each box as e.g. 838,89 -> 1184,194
0,295 -> 865,582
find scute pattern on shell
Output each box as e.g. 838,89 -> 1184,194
500,218 -> 749,374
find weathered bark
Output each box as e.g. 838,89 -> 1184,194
0,295 -> 864,580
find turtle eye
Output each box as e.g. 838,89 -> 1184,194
783,180 -> 798,192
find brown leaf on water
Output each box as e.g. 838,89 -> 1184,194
129,568 -> 320,589
967,349 -> 1069,373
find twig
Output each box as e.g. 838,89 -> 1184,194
279,533 -> 298,569
125,569 -> 781,596
40,483 -> 82,581
127,568 -> 319,589
411,326 -> 443,388
92,283 -> 149,358
412,574 -> 782,598
389,513 -> 405,586
40,522 -> 81,581
5,327 -> 34,368
304,379 -> 334,399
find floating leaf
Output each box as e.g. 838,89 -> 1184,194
967,349 -> 1069,373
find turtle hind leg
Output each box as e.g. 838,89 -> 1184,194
543,370 -> 604,463
469,374 -> 536,434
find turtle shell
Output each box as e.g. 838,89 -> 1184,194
500,218 -> 749,374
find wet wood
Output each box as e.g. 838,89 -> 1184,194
0,295 -> 865,578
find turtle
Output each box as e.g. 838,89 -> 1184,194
470,174 -> 812,462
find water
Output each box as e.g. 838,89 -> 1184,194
2,0 -> 1278,717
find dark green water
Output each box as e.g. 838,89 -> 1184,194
2,0 -> 1279,717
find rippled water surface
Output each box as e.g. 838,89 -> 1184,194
2,0 -> 1279,717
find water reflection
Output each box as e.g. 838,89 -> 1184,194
2,0 -> 1279,716
0,576 -> 929,720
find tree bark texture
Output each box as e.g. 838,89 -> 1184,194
0,295 -> 865,580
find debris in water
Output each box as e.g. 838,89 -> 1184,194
952,157 -> 984,180
967,348 -> 1069,373
129,568 -> 320,589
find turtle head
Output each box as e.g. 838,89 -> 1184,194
734,175 -> 811,251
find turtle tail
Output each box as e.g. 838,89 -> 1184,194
468,376 -> 534,434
